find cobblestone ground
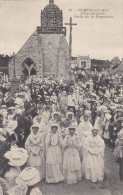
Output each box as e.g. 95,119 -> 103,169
37,145 -> 123,195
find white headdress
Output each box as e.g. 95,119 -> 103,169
30,124 -> 40,132
92,124 -> 99,131
105,113 -> 112,120
66,112 -> 74,118
50,123 -> 59,129
52,112 -> 60,118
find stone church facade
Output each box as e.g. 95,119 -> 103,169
9,0 -> 71,81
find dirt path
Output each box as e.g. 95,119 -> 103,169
37,145 -> 123,195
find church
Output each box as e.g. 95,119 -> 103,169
9,0 -> 71,81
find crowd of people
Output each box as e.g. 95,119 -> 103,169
0,71 -> 122,194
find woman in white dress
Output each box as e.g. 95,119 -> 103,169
85,127 -> 105,183
25,124 -> 46,181
45,123 -> 64,183
79,114 -> 93,177
62,127 -> 81,184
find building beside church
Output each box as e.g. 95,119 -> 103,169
77,55 -> 91,69
9,0 -> 70,81
71,55 -> 91,69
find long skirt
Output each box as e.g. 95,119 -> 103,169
85,153 -> 104,183
46,145 -> 64,183
27,151 -> 46,181
63,148 -> 81,184
81,147 -> 87,178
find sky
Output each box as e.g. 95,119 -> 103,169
0,0 -> 123,60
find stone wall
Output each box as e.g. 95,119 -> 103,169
9,31 -> 70,81
9,31 -> 41,80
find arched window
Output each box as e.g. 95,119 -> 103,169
22,58 -> 35,69
22,58 -> 36,79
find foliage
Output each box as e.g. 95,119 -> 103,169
0,54 -> 12,75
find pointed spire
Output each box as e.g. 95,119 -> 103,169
49,0 -> 54,3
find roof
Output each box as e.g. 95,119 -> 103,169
71,57 -> 77,60
113,61 -> 123,75
42,2 -> 61,19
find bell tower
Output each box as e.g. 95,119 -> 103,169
49,0 -> 54,3
9,0 -> 71,81
38,0 -> 66,35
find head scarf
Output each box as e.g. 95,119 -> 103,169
66,112 -> 74,118
30,124 -> 40,138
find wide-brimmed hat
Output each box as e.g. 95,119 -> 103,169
84,110 -> 91,116
110,105 -> 116,110
30,187 -> 42,195
5,147 -> 28,167
16,167 -> 40,186
7,120 -> 18,135
15,98 -> 24,105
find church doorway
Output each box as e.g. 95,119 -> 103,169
22,58 -> 36,80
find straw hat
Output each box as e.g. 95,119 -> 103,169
5,147 -> 28,167
15,98 -> 24,105
110,104 -> 116,110
1,109 -> 7,118
84,110 -> 91,116
16,167 -> 40,186
7,121 -> 18,135
30,187 -> 42,195
103,107 -> 111,113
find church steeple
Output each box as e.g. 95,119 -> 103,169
38,0 -> 66,35
49,0 -> 54,3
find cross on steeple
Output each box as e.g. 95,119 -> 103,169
65,17 -> 77,63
